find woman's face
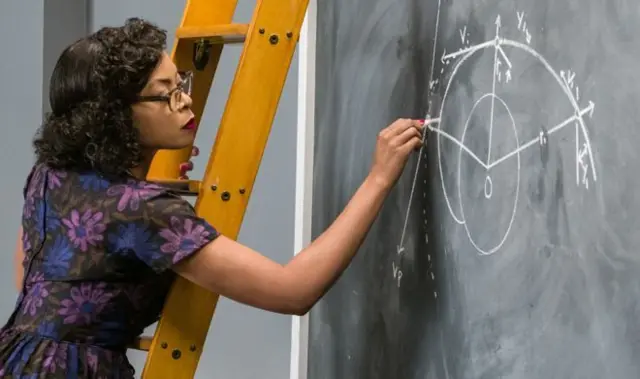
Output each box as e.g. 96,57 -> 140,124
131,51 -> 197,152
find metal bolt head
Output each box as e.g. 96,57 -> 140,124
172,349 -> 182,359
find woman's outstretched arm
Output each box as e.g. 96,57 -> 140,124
174,118 -> 425,315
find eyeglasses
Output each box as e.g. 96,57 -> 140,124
137,71 -> 193,112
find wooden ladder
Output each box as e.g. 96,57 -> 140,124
129,1 -> 310,377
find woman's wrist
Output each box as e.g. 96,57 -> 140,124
364,171 -> 394,194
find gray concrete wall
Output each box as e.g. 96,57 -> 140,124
42,0 -> 91,116
0,0 -> 45,312
0,1 -> 298,378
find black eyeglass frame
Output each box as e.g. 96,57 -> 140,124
136,71 -> 193,111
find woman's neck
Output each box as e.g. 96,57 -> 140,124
128,149 -> 156,180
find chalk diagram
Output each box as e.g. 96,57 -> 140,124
392,2 -> 597,288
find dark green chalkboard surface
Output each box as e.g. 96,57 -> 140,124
308,0 -> 640,378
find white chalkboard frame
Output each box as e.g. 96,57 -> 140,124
290,2 -> 317,379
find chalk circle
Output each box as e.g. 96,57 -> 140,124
484,175 -> 493,199
457,93 -> 520,256
433,32 -> 596,258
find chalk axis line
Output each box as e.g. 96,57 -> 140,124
392,4 -> 598,284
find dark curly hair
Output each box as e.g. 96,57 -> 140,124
33,17 -> 168,177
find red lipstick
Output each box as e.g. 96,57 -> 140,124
182,118 -> 196,130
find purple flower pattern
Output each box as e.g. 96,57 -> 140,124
0,164 -> 219,377
43,344 -> 67,373
59,283 -> 114,325
22,276 -> 51,317
47,170 -> 67,189
159,216 -> 213,263
106,180 -> 163,212
61,209 -> 106,252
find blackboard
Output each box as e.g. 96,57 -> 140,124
308,0 -> 640,378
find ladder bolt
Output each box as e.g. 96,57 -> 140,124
161,342 -> 168,349
259,28 -> 265,34
269,34 -> 279,45
211,184 -> 217,191
286,31 -> 293,39
172,349 -> 182,359
221,191 -> 231,201
190,345 -> 197,352
239,188 -> 246,194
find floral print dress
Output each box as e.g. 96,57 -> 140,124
0,164 -> 219,378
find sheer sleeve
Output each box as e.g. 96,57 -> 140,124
129,190 -> 220,273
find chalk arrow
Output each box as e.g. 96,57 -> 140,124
495,15 -> 501,30
587,101 -> 595,118
397,245 -> 405,255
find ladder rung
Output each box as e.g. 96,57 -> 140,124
131,336 -> 152,351
176,23 -> 248,44
148,179 -> 202,195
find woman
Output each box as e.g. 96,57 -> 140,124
0,18 -> 425,378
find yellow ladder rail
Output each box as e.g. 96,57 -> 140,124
136,0 -> 311,378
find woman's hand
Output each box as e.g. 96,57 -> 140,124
368,118 -> 426,189
178,145 -> 199,179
